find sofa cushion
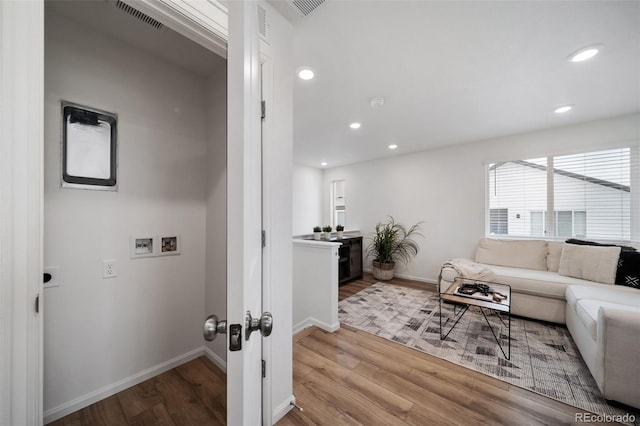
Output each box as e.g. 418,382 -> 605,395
475,239 -> 547,271
489,265 -> 606,299
547,241 -> 563,272
558,243 -> 620,285
575,299 -> 640,340
615,251 -> 640,289
565,285 -> 640,309
565,238 -> 637,253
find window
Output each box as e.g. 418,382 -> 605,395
487,147 -> 637,241
331,180 -> 345,228
489,209 -> 508,235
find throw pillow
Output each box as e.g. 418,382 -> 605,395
565,238 -> 637,253
615,251 -> 640,289
558,243 -> 621,285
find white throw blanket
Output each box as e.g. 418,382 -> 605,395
442,258 -> 496,281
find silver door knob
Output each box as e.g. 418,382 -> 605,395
245,311 -> 273,340
203,314 -> 227,341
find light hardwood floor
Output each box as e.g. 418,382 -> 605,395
52,273 -> 618,425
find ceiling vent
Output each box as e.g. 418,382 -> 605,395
291,0 -> 325,17
116,1 -> 163,30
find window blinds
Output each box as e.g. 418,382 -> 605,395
487,147 -> 636,241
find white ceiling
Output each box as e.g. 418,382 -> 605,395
45,0 -> 225,77
293,1 -> 640,168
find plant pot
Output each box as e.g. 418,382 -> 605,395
372,260 -> 395,280
323,232 -> 332,240
313,232 -> 321,240
336,231 -> 344,239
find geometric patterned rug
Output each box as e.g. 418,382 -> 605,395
339,282 -> 636,422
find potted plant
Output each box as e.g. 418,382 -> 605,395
313,226 -> 322,240
322,225 -> 332,240
336,224 -> 344,239
366,216 -> 422,280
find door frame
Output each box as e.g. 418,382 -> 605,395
0,1 -> 45,425
0,0 -> 279,424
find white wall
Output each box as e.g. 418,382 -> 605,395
43,12 -> 215,416
205,67 -> 228,366
322,113 -> 640,283
292,164 -> 323,235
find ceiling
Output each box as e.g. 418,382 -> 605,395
293,1 -> 640,168
46,0 -> 225,77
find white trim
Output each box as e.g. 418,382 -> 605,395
127,0 -> 228,58
293,317 -> 340,335
1,1 -> 44,425
204,346 -> 227,373
361,269 -> 438,289
272,395 -> 295,424
43,347 -> 205,425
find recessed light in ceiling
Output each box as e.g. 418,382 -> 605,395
568,44 -> 602,63
554,105 -> 573,114
320,162 -> 327,166
349,122 -> 361,129
388,144 -> 398,150
297,67 -> 315,80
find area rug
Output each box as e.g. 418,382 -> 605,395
338,282 -> 636,421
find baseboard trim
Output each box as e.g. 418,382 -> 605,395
293,317 -> 340,334
362,268 -> 438,289
43,347 -> 205,424
272,395 -> 295,424
204,346 -> 227,373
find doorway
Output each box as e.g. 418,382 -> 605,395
42,1 -> 229,422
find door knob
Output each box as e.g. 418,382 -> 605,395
203,314 -> 227,341
245,311 -> 273,340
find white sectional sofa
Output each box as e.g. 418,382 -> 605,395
566,285 -> 640,408
439,238 -> 638,324
439,238 -> 640,408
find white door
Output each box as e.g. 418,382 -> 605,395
1,0 -> 269,424
225,1 -> 266,425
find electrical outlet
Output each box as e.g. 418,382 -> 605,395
102,259 -> 117,279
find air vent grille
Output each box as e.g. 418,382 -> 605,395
116,1 -> 163,29
292,0 -> 325,16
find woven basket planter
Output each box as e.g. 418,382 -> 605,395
372,261 -> 395,280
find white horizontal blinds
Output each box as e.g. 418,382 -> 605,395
488,158 -> 547,236
487,147 -> 636,241
554,148 -> 631,241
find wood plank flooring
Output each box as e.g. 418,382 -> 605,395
51,273 -> 619,425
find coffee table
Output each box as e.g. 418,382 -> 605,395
439,277 -> 511,359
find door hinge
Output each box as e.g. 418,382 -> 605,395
262,230 -> 266,248
261,100 -> 266,119
262,359 -> 266,378
35,294 -> 40,314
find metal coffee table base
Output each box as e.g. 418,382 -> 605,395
439,300 -> 511,360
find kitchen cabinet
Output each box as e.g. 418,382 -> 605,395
338,236 -> 363,285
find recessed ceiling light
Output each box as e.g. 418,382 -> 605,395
568,45 -> 602,63
388,144 -> 398,150
349,122 -> 361,129
297,67 -> 315,80
320,162 -> 327,166
554,105 -> 573,114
